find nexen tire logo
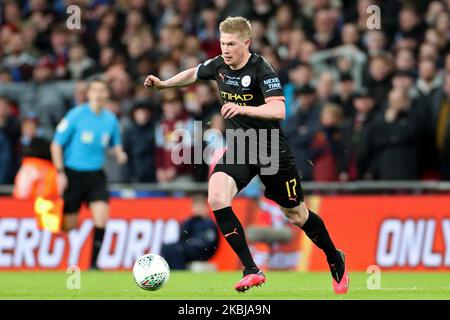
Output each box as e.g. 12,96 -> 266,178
0,218 -> 180,269
376,219 -> 450,268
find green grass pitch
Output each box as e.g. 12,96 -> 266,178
0,271 -> 449,300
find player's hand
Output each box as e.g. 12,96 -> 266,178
221,103 -> 242,119
116,151 -> 128,165
56,172 -> 68,196
144,75 -> 166,90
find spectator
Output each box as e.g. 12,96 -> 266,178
341,23 -> 361,48
73,81 -> 88,106
184,83 -> 220,124
330,73 -> 357,118
19,112 -> 41,154
155,89 -> 194,183
424,28 -> 448,59
198,5 -> 221,58
0,55 -> 75,140
429,72 -> 450,179
2,1 -> 22,30
445,52 -> 450,73
310,8 -> 341,50
0,130 -> 12,184
341,88 -> 377,180
66,43 -> 98,80
49,25 -> 69,79
394,4 -> 427,45
176,0 -> 198,35
0,67 -> 13,83
417,59 -> 442,98
105,65 -> 134,114
285,28 -> 307,62
363,30 -> 387,57
359,88 -> 422,180
310,103 -> 347,182
316,71 -> 336,103
310,39 -> 366,88
284,62 -> 314,117
392,69 -> 420,99
297,40 -> 317,63
0,96 -> 20,180
161,193 -> 219,270
122,9 -> 150,45
126,32 -> 156,79
2,31 -> 36,81
364,53 -> 394,107
122,101 -> 156,183
395,49 -> 416,73
284,84 -> 321,181
249,18 -> 270,54
419,42 -> 439,62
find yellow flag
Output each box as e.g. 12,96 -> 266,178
34,196 -> 63,233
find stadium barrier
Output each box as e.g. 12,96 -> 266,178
0,194 -> 449,272
3,180 -> 450,196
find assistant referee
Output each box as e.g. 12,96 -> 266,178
51,79 -> 127,269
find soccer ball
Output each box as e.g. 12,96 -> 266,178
132,254 -> 170,291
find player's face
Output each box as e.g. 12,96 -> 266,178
220,32 -> 250,68
87,81 -> 110,107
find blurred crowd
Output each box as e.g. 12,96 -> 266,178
1,0 -> 450,186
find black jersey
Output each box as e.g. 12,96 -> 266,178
196,53 -> 292,160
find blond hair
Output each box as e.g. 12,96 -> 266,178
322,103 -> 344,121
219,16 -> 252,40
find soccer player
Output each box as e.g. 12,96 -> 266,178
51,79 -> 127,269
144,17 -> 349,293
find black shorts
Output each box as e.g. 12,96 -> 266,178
63,168 -> 109,214
211,150 -> 304,208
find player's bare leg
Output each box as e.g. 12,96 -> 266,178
208,172 -> 265,292
280,202 -> 349,294
90,201 -> 109,269
208,172 -> 238,210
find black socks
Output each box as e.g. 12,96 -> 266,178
212,206 -> 340,278
91,227 -> 105,269
301,210 -> 340,263
213,206 -> 258,273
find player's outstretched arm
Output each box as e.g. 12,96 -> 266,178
144,67 -> 198,90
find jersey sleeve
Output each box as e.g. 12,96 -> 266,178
256,57 -> 285,100
195,56 -> 219,81
53,111 -> 76,147
110,116 -> 122,147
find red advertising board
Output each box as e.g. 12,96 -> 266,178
0,198 -> 255,271
1,195 -> 449,271
306,195 -> 450,271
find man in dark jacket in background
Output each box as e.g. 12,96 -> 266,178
283,84 -> 321,180
0,96 -> 20,182
429,72 -> 450,180
359,87 -> 422,180
0,130 -> 12,184
161,193 -> 219,270
122,101 -> 156,182
340,88 -> 377,180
